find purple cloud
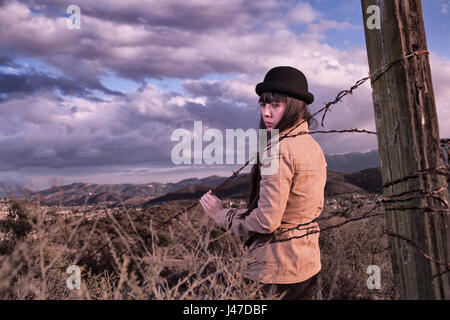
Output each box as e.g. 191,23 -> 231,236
0,0 -> 448,188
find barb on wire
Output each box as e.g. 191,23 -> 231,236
382,165 -> 449,189
284,128 -> 377,138
385,232 -> 450,268
378,183 -> 449,210
320,77 -> 370,127
369,50 -> 430,84
249,206 -> 385,249
247,187 -> 449,267
257,200 -> 384,245
384,206 -> 449,214
274,200 -> 376,237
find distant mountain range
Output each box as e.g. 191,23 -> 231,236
143,167 -> 382,206
23,175 -> 240,206
0,175 -> 234,200
0,149 -> 383,205
325,149 -> 380,173
9,167 -> 381,207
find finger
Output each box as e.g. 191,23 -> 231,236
207,194 -> 220,203
204,194 -> 217,204
206,192 -> 219,199
200,202 -> 211,214
205,193 -> 217,200
199,198 -> 208,209
201,198 -> 211,209
203,197 -> 212,205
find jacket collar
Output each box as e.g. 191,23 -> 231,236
279,118 -> 309,137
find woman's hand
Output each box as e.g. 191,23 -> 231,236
199,190 -> 224,219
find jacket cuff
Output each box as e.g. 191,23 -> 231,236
211,208 -> 230,231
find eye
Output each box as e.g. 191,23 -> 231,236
272,103 -> 280,108
259,103 -> 265,107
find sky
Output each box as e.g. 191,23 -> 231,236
0,0 -> 449,190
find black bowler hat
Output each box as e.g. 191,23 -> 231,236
255,66 -> 314,104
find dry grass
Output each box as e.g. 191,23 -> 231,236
318,196 -> 395,299
0,194 -> 395,300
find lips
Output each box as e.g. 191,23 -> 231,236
265,122 -> 274,127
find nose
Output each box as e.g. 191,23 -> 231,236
263,106 -> 271,118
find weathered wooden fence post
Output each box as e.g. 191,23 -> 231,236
361,0 -> 449,299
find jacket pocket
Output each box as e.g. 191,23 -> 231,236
290,160 -> 325,197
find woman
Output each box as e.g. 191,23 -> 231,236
200,66 -> 327,300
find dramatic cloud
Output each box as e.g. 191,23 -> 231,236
0,82 -> 262,170
0,72 -> 118,99
0,0 -> 449,188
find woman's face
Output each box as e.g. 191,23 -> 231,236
259,101 -> 286,132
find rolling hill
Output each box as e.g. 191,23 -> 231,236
13,167 -> 383,207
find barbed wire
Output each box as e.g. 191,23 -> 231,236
153,49 -> 433,231
73,48 -> 449,273
381,165 -> 449,189
256,163 -> 449,270
249,191 -> 450,271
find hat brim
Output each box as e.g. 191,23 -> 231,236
256,81 -> 314,104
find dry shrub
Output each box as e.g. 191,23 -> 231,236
317,194 -> 396,300
0,199 -> 280,300
0,195 -> 396,300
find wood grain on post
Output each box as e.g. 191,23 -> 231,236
361,0 -> 449,299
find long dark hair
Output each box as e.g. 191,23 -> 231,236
245,92 -> 318,213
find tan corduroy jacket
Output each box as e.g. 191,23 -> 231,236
212,119 -> 327,284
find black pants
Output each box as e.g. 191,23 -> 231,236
254,273 -> 319,300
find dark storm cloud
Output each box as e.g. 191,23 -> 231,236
0,0 -> 395,172
0,72 -> 98,98
0,0 -> 448,183
24,0 -> 281,32
0,0 -> 285,84
0,79 -> 261,171
182,80 -> 223,98
184,99 -> 260,130
0,77 -> 262,172
0,54 -> 16,67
